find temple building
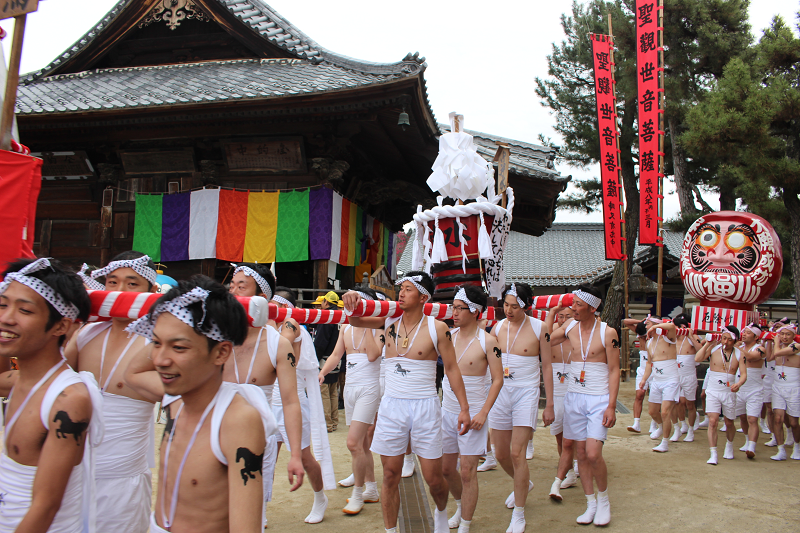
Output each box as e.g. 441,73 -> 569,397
18,0 -> 568,290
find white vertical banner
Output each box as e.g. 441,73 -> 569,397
329,192 -> 342,263
188,188 -> 220,259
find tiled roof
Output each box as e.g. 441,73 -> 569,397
397,222 -> 684,287
439,124 -> 566,183
16,58 -> 417,115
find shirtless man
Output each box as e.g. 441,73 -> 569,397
124,276 -> 275,532
624,321 -> 650,434
221,268 -> 305,513
638,317 -> 679,452
0,258 -> 101,532
319,288 -> 382,515
441,286 -> 503,533
735,323 -> 769,458
546,306 -> 579,501
488,283 -> 554,533
234,271 -> 327,523
63,251 -> 158,533
549,284 -> 619,526
694,326 -> 747,465
343,271 -> 471,533
673,314 -> 700,441
769,325 -> 800,460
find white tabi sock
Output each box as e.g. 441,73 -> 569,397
457,519 -> 472,533
434,507 -> 449,533
304,490 -> 328,523
386,529 -> 397,533
739,436 -> 750,452
577,494 -> 597,525
448,500 -> 462,529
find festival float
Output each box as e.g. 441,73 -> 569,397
409,113 -> 514,299
679,210 -> 783,332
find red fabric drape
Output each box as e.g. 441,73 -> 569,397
0,150 -> 42,270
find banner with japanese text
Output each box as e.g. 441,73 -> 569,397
636,0 -> 662,244
591,34 -> 625,261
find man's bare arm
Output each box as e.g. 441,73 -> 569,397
437,320 -> 470,434
318,329 -> 345,379
275,336 -> 304,491
773,342 -> 800,358
363,326 -> 381,362
221,398 -> 267,533
123,344 -> 163,403
16,384 -> 92,533
62,332 -> 80,371
539,321 -> 555,426
478,335 -> 504,425
604,327 -> 620,428
549,316 -> 573,346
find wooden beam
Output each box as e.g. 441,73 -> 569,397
36,203 -> 100,220
38,219 -> 51,256
0,14 -> 25,150
494,142 -> 510,208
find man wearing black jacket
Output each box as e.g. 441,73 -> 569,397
314,292 -> 343,431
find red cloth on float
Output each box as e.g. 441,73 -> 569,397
0,149 -> 42,269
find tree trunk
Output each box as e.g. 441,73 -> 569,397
783,187 -> 800,318
719,187 -> 737,211
668,116 -> 697,214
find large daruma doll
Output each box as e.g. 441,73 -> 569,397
680,211 -> 782,330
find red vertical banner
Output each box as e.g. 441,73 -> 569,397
636,0 -> 664,245
591,34 -> 625,261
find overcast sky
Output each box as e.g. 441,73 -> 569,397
3,0 -> 799,223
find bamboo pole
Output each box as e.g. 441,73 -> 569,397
0,14 -> 26,151
656,0 -> 665,315
609,14 -> 630,379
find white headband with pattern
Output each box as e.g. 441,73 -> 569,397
78,263 -> 105,291
573,289 -> 601,310
233,265 -> 272,300
0,258 -> 80,320
506,283 -> 526,309
92,255 -> 158,285
744,323 -> 762,337
396,276 -> 431,300
271,295 -> 294,308
721,326 -> 738,341
125,287 -> 227,342
375,292 -> 387,301
778,324 -> 797,335
455,287 -> 483,313
645,314 -> 663,324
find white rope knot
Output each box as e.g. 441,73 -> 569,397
0,258 -> 80,320
78,263 -> 105,291
92,255 -> 158,285
506,283 -> 526,309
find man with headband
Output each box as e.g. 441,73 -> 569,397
319,287 -> 382,515
63,251 -> 158,533
231,266 -> 325,523
343,271 -> 471,533
545,306 -> 579,501
621,320 -> 651,435
123,276 -> 276,532
441,285 -> 503,533
694,326 -> 747,464
220,272 -> 305,518
637,316 -> 680,452
672,314 -> 700,441
488,282 -> 554,533
735,323 -> 769,458
0,258 -> 102,532
549,283 -> 618,526
768,324 -> 800,460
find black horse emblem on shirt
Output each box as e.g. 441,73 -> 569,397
347,362 -> 357,370
394,363 -> 410,377
574,376 -> 586,387
53,411 -> 88,445
718,380 -> 726,386
505,371 -> 515,380
556,371 -> 569,382
655,367 -> 664,375
236,447 -> 263,486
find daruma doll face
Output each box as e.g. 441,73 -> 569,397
680,211 -> 782,307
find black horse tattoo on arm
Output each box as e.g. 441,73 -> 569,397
236,447 -> 264,486
284,322 -> 297,333
493,347 -> 502,359
445,331 -> 452,341
612,338 -> 621,349
545,333 -> 551,342
388,324 -> 397,341
287,352 -> 296,367
53,411 -> 89,445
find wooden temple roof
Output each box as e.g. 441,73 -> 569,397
17,0 -> 568,237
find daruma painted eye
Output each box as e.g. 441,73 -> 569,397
697,229 -> 719,248
725,231 -> 750,251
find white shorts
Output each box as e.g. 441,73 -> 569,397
488,385 -> 539,430
679,373 -> 698,401
635,368 -> 651,391
735,387 -> 763,418
371,396 -> 442,459
96,471 -> 152,533
563,392 -> 609,442
649,381 -> 680,404
344,384 -> 381,425
706,389 -> 735,420
550,395 -> 566,436
441,409 -> 488,456
275,390 -> 311,450
772,384 -> 800,417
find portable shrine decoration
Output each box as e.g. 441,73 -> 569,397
679,211 -> 783,332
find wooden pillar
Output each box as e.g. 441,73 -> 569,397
200,259 -> 216,279
38,220 -> 52,257
313,259 -> 328,291
100,188 -> 114,265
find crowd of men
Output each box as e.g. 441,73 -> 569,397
0,251 -> 796,533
